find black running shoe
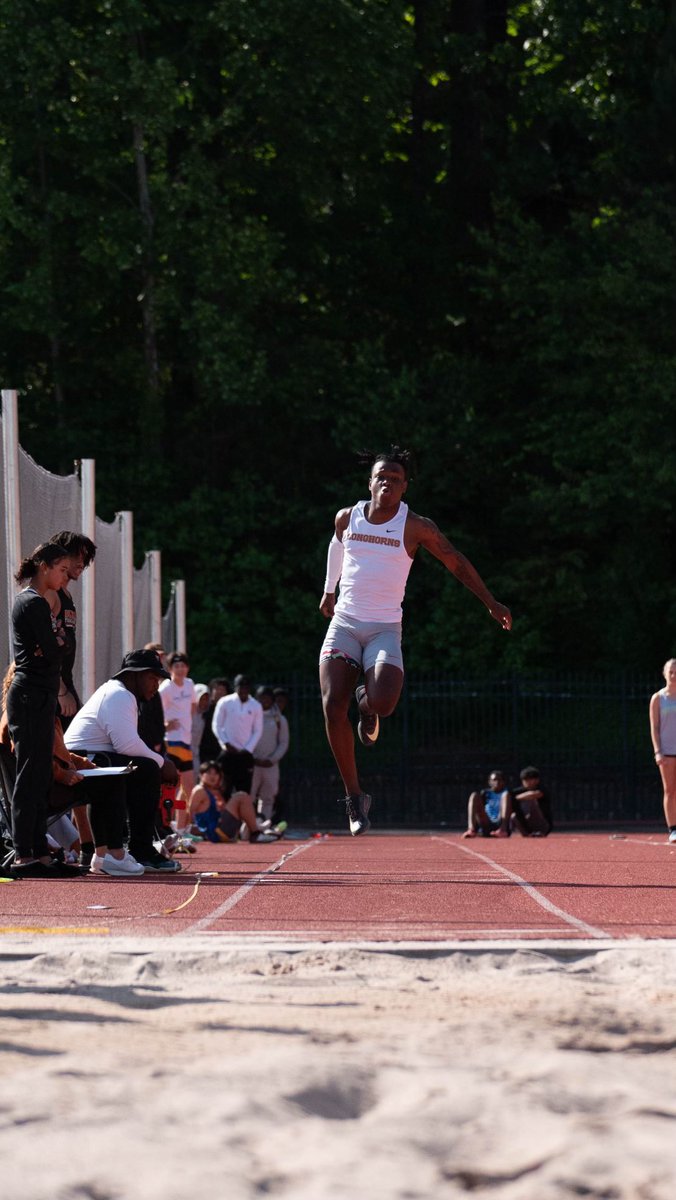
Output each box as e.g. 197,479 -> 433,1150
355,685 -> 379,747
342,793 -> 372,836
137,854 -> 182,873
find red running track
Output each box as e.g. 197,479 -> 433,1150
0,832 -> 675,941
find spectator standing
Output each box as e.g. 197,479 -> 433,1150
199,677 -> 231,763
46,531 -> 97,724
212,675 -> 263,804
139,642 -> 168,754
6,542 -> 83,877
649,659 -> 676,843
45,531 -> 97,865
191,684 -> 209,770
252,686 -> 289,823
159,651 -> 197,830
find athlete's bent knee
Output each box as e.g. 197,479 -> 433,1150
322,694 -> 352,724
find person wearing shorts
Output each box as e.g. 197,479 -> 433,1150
462,770 -> 514,839
189,760 -> 261,843
649,659 -> 676,843
319,446 -> 512,836
159,652 -> 196,829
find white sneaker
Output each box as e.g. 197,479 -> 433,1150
90,851 -> 145,877
668,830 -> 676,844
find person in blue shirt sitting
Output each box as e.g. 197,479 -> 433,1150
462,769 -> 513,839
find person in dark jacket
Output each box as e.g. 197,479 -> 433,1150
6,542 -> 83,877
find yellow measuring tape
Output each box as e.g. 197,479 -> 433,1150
0,926 -> 109,934
0,871 -> 214,934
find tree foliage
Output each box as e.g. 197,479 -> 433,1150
1,0 -> 675,678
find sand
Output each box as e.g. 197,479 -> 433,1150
2,936 -> 676,1198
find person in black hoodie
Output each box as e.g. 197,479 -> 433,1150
6,542 -> 83,877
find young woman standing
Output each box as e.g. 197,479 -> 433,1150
6,542 -> 82,877
649,659 -> 676,844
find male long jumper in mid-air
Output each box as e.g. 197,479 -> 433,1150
318,446 -> 512,836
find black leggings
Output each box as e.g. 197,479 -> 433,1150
80,752 -> 160,861
7,683 -> 56,859
49,775 -> 127,851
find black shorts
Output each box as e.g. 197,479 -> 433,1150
218,808 -> 241,840
217,749 -> 254,797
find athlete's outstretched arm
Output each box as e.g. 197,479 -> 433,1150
414,516 -> 512,630
319,508 -> 351,619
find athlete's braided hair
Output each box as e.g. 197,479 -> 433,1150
357,445 -> 414,480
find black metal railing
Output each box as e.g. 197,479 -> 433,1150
275,671 -> 662,829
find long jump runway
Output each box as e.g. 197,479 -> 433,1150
1,831 -> 675,942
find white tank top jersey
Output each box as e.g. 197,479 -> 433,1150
335,500 -> 413,623
659,690 -> 676,755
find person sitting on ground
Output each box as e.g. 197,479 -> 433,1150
511,766 -> 553,837
188,760 -> 268,843
462,769 -> 514,838
64,648 -> 182,873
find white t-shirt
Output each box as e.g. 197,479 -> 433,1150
64,679 -> 164,767
159,677 -> 196,744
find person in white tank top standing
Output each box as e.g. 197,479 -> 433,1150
649,658 -> 676,842
319,446 -> 512,836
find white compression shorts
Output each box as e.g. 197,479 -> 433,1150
319,613 -> 404,674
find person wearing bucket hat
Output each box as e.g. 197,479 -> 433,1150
111,648 -> 171,680
64,649 -> 181,873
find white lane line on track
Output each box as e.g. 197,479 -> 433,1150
182,840 -> 318,934
434,837 -> 609,939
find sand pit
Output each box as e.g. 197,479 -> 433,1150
1,937 -> 676,1198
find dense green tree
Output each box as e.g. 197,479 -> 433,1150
0,0 -> 674,678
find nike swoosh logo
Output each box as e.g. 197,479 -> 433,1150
386,528 -> 396,532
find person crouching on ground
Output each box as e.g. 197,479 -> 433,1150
462,770 -> 513,838
64,649 -> 182,873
